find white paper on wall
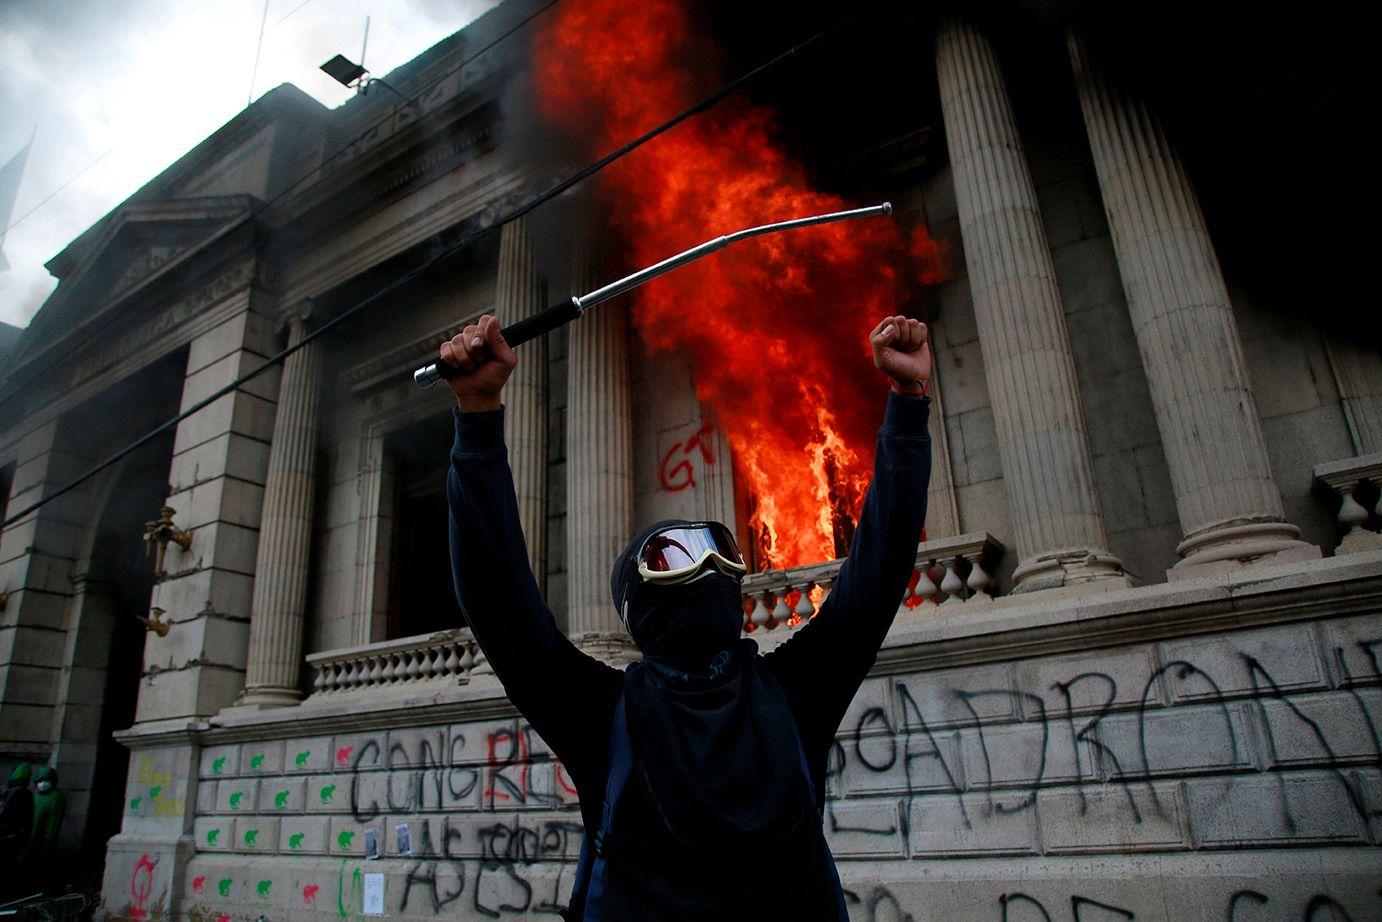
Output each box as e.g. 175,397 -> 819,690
363,873 -> 384,915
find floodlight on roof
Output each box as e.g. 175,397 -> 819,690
321,54 -> 367,88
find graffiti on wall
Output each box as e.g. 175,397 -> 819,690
171,625 -> 1380,919
128,758 -> 183,818
824,637 -> 1382,847
659,420 -> 717,492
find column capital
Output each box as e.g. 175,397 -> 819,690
276,299 -> 316,335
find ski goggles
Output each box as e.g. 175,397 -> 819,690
636,522 -> 747,585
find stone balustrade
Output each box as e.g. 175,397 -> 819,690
1313,454 -> 1382,555
305,628 -> 479,698
741,532 -> 1004,638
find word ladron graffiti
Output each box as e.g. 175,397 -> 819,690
825,639 -> 1382,842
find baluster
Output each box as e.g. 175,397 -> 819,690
750,593 -> 771,630
816,578 -> 832,612
408,649 -> 425,682
368,655 -> 384,687
915,564 -> 939,609
385,652 -> 401,684
793,582 -> 815,621
445,643 -> 462,677
964,552 -> 993,603
939,557 -> 964,604
1338,486 -> 1370,538
339,660 -> 356,690
312,665 -> 326,695
771,591 -> 792,629
459,641 -> 475,674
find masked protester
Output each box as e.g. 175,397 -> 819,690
27,766 -> 65,895
0,763 -> 35,899
442,313 -> 932,920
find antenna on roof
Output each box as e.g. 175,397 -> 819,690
360,15 -> 371,72
247,0 -> 271,106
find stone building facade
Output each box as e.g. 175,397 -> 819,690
0,1 -> 1378,918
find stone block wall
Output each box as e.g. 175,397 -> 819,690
100,564 -> 1382,921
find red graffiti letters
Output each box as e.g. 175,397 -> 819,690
659,421 -> 716,492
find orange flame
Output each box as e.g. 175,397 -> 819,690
534,0 -> 946,569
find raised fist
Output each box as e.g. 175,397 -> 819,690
870,315 -> 931,395
441,314 -> 517,412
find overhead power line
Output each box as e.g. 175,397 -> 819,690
0,0 -> 563,412
0,146 -> 115,240
1,3 -> 876,530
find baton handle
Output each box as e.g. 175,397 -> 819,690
413,297 -> 582,388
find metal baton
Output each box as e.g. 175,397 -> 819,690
413,201 -> 893,388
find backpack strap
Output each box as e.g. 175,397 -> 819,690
566,691 -> 633,921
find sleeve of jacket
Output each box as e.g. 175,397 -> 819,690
764,391 -> 932,746
447,406 -> 620,782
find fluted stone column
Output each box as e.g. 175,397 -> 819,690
238,312 -> 322,706
566,214 -> 638,662
497,217 -> 548,582
1068,33 -> 1320,579
936,18 -> 1126,590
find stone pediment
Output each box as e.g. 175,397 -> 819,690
13,195 -> 256,366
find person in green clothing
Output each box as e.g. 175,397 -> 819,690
28,765 -> 65,895
0,763 -> 34,899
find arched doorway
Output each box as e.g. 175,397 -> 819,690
45,349 -> 184,890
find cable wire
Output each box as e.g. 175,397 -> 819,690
2,4 -> 871,530
0,0 -> 562,411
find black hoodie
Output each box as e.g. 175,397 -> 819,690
447,391 -> 931,919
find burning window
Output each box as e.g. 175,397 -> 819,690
533,0 -> 946,570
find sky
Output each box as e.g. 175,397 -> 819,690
0,0 -> 501,328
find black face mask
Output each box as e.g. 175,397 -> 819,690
612,519 -> 744,662
626,572 -> 743,662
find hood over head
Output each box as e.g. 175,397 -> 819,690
8,763 -> 31,786
611,519 -> 744,662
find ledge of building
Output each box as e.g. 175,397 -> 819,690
115,677 -> 516,749
114,551 -> 1382,749
876,548 -> 1382,675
